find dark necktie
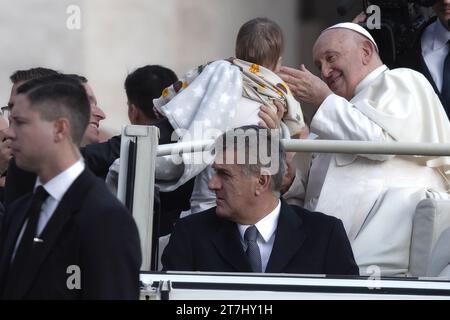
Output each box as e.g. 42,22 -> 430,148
9,186 -> 49,275
244,225 -> 262,273
442,40 -> 450,111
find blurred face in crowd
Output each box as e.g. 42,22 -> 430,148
8,81 -> 105,147
1,81 -> 25,128
6,94 -> 55,173
6,81 -> 25,113
313,29 -> 370,101
0,116 -> 8,131
433,0 -> 450,30
81,82 -> 105,146
208,159 -> 260,225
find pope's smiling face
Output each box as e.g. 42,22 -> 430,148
313,29 -> 370,101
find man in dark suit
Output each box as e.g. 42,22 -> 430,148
0,75 -> 141,299
162,125 -> 359,275
396,0 -> 450,117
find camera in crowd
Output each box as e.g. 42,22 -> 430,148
337,0 -> 437,67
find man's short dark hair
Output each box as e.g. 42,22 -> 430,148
124,65 -> 178,120
9,67 -> 59,84
17,75 -> 90,146
65,74 -> 88,84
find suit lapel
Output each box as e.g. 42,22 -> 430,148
417,18 -> 442,95
419,53 -> 440,93
13,169 -> 94,298
417,42 -> 448,112
0,196 -> 32,286
266,201 -> 306,273
212,218 -> 251,272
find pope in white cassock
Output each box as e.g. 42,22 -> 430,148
280,23 -> 450,276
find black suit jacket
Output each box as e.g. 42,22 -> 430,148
0,202 -> 4,237
0,169 -> 141,299
396,17 -> 449,118
162,201 -> 359,275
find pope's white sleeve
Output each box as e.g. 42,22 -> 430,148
311,94 -> 394,161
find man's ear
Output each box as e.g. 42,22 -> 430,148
128,104 -> 139,124
255,171 -> 271,196
54,118 -> 70,143
361,40 -> 374,65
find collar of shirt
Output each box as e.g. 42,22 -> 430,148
354,65 -> 388,98
423,19 -> 450,53
35,159 -> 85,202
237,200 -> 281,243
11,158 -> 86,257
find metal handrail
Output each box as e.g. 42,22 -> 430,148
157,139 -> 450,157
